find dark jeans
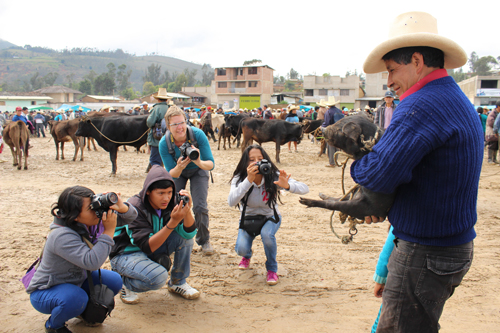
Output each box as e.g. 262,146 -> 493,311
174,168 -> 210,246
149,146 -> 163,166
35,123 -> 45,137
377,239 -> 473,333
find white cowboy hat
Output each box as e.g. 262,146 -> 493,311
317,99 -> 327,108
363,11 -> 467,74
101,104 -> 110,110
364,105 -> 371,110
288,105 -> 300,111
153,88 -> 172,100
324,96 -> 340,107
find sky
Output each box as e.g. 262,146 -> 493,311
1,0 -> 498,78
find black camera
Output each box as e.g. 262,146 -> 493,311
255,159 -> 272,175
176,192 -> 190,207
90,192 -> 118,218
179,142 -> 199,160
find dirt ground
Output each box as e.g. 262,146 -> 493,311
1,133 -> 499,333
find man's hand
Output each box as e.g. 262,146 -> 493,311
364,216 -> 386,224
374,282 -> 385,298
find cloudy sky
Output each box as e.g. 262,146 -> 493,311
1,0 -> 498,77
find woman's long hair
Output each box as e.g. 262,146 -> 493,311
51,186 -> 95,232
230,144 -> 282,208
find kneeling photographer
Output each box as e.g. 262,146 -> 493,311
110,165 -> 200,303
228,144 -> 309,286
27,186 -> 137,332
158,105 -> 215,256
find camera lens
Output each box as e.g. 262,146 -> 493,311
188,149 -> 199,160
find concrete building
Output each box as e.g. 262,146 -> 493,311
359,72 -> 393,109
34,86 -> 82,104
303,74 -> 360,110
214,65 -> 274,110
182,86 -> 213,104
0,92 -> 52,112
457,75 -> 500,107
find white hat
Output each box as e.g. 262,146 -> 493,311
153,88 -> 172,100
324,96 -> 340,107
317,99 -> 327,108
288,105 -> 300,111
363,11 -> 467,73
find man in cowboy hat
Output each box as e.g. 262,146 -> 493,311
374,91 -> 397,129
321,96 -> 344,167
145,88 -> 173,172
141,102 -> 150,115
351,12 -> 483,332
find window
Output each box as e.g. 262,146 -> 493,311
318,89 -> 328,95
340,89 -> 350,96
248,81 -> 258,88
235,82 -> 245,88
382,72 -> 388,79
481,80 -> 498,89
248,67 -> 257,75
383,84 -> 388,90
218,82 -> 227,88
239,68 -> 243,76
217,68 -> 226,76
31,101 -> 37,105
305,89 -> 313,96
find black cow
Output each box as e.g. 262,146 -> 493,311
302,119 -> 323,135
224,114 -> 250,148
75,115 -> 149,175
238,118 -> 303,163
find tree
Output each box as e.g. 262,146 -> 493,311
448,68 -> 468,83
143,63 -> 162,85
284,80 -> 295,91
142,81 -> 157,95
184,68 -> 198,86
43,72 -> 59,86
106,63 -> 117,81
79,79 -> 92,95
468,52 -> 498,75
169,74 -> 188,92
243,59 -> 262,66
116,64 -> 132,91
94,73 -> 115,95
201,63 -> 214,86
30,72 -> 43,90
322,73 -> 331,77
121,87 -> 138,100
287,68 -> 299,80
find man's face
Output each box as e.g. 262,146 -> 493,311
147,187 -> 173,210
16,110 -> 22,116
384,59 -> 419,97
384,96 -> 394,106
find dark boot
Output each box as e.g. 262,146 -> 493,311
145,163 -> 152,173
488,149 -> 493,163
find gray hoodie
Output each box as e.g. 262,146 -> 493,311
27,206 -> 137,294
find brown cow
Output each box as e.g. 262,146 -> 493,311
217,123 -> 232,150
48,119 -> 84,161
2,120 -> 29,170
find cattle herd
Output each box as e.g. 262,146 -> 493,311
2,109 -> 364,175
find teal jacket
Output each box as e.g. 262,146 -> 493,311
146,102 -> 169,147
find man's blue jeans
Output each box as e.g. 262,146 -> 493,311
30,269 -> 122,330
235,216 -> 281,273
110,230 -> 194,292
376,239 -> 473,333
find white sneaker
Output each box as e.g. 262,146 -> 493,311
168,281 -> 200,299
120,286 -> 139,304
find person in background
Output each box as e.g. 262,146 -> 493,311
321,97 -> 344,167
146,88 -> 172,173
486,104 -> 499,164
34,111 -> 46,137
285,105 -> 300,153
374,91 -> 397,129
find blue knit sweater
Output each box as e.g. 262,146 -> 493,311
351,76 -> 483,246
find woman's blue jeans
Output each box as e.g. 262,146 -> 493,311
110,230 -> 194,292
235,216 -> 281,272
29,269 -> 122,330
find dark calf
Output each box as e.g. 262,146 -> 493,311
299,115 -> 395,220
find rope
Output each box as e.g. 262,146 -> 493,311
89,121 -> 150,145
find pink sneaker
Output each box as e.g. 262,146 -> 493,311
266,271 -> 279,285
238,257 -> 250,269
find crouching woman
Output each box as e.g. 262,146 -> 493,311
27,186 -> 137,333
110,165 -> 200,304
228,144 -> 309,285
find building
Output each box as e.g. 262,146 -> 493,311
303,74 -> 360,110
181,86 -> 213,104
81,95 -> 124,103
213,64 -> 274,110
0,92 -> 52,112
34,86 -> 82,104
359,72 -> 394,109
457,75 -> 500,107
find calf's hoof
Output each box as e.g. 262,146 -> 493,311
24,166 -> 28,170
17,166 -> 21,170
299,197 -> 319,208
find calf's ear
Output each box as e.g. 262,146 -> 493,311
342,122 -> 361,141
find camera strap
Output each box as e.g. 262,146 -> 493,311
239,186 -> 279,228
165,126 -> 198,159
82,237 -> 103,294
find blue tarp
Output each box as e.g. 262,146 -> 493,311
55,104 -> 73,111
70,105 -> 90,112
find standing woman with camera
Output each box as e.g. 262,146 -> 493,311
159,105 -> 216,255
27,186 -> 137,333
228,144 -> 309,285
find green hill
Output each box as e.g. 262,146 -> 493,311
0,45 -> 208,92
0,39 -> 17,50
